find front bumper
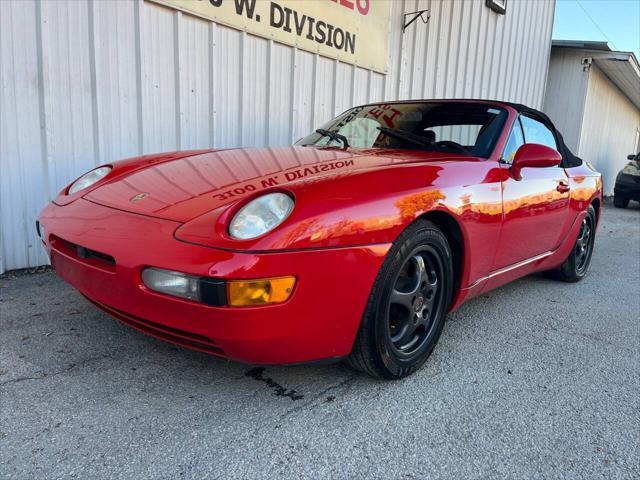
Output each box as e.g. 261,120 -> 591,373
39,199 -> 390,364
614,173 -> 640,201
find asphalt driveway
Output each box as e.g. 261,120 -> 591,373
1,201 -> 639,479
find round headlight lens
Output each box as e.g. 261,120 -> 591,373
68,166 -> 112,195
229,193 -> 294,240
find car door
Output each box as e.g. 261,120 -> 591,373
492,114 -> 572,269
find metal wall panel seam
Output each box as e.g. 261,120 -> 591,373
350,64 -> 356,106
516,1 -> 533,103
506,1 -> 523,102
534,0 -> 550,107
496,2 -> 511,101
425,0 -> 440,99
406,0 -> 419,97
381,67 -> 388,103
419,0 -> 432,99
331,58 -> 339,116
434,0 -> 448,98
134,0 -> 144,154
209,22 -> 217,148
538,0 -> 556,109
478,5 -> 493,100
395,0 -> 406,100
533,0 -> 548,106
87,0 -> 101,167
34,0 -> 51,205
34,0 -> 52,268
487,6 -> 502,100
288,47 -> 296,145
238,30 -> 245,147
453,0 -> 469,98
466,1 -> 481,98
503,1 -> 519,101
173,9 -> 182,150
444,1 -> 458,98
520,0 -> 536,105
265,39 -> 272,145
310,53 -> 318,128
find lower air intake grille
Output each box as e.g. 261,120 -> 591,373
84,296 -> 225,357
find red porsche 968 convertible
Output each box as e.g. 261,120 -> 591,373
38,100 -> 602,378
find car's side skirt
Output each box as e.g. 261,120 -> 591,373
450,208 -> 588,310
467,250 -> 554,290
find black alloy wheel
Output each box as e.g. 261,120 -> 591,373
387,248 -> 443,356
548,204 -> 597,283
574,215 -> 594,275
348,220 -> 453,379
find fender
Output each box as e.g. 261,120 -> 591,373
175,159 -> 505,293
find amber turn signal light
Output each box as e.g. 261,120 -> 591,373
227,276 -> 296,307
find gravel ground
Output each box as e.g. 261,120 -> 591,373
1,200 -> 639,480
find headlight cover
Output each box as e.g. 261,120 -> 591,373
68,166 -> 112,195
141,267 -> 227,306
229,192 -> 294,240
142,268 -> 201,301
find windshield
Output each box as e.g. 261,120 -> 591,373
296,102 -> 508,157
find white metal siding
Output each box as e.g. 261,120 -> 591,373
0,0 -> 555,272
579,65 -> 640,195
544,47 -> 640,195
542,48 -> 590,152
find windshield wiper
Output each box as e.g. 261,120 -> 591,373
315,129 -> 349,150
376,127 -> 433,148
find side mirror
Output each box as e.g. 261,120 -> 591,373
511,144 -> 562,180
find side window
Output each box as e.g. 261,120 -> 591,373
520,115 -> 558,150
502,118 -> 525,164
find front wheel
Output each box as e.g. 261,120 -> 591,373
549,205 -> 597,282
347,220 -> 453,379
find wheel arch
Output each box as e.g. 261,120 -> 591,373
590,196 -> 601,222
416,210 -> 465,304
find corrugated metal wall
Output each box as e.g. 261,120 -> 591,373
579,65 -> 640,195
543,48 -> 590,152
543,48 -> 640,195
0,0 -> 555,273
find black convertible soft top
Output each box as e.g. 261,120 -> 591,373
494,101 -> 583,168
362,99 -> 583,168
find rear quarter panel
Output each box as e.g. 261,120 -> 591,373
566,163 -> 603,225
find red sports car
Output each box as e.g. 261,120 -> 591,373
38,100 -> 602,379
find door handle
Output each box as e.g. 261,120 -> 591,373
556,181 -> 570,193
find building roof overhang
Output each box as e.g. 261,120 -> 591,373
552,40 -> 640,109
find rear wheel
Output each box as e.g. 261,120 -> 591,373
613,195 -> 629,208
549,205 -> 596,283
347,221 -> 453,379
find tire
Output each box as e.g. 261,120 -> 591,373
347,220 -> 454,379
613,195 -> 629,208
549,205 -> 597,283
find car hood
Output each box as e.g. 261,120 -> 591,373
84,146 -> 464,222
619,160 -> 640,178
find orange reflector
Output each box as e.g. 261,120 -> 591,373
227,276 -> 296,307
